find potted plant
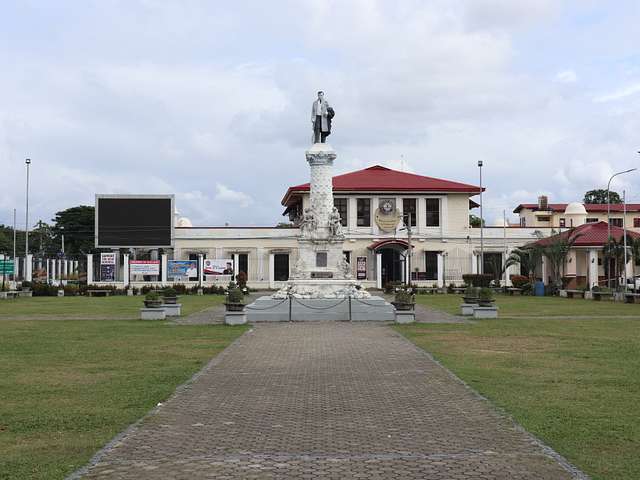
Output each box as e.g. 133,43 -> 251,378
225,286 -> 245,311
391,289 -> 415,311
162,287 -> 178,304
144,290 -> 163,308
478,287 -> 494,307
21,281 -> 32,292
462,286 -> 479,304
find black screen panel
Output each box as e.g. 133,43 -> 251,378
97,197 -> 173,247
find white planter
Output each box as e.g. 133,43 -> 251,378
473,306 -> 499,319
584,291 -> 593,300
163,304 -> 182,317
460,303 -> 477,316
57,289 -> 64,297
395,310 -> 415,324
140,308 -> 166,320
559,290 -> 567,298
225,310 -> 247,325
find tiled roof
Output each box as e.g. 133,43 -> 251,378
282,165 -> 481,205
513,203 -> 640,213
531,221 -> 640,248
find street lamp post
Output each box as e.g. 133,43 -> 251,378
478,160 -> 484,275
606,167 -> 636,288
24,158 -> 31,280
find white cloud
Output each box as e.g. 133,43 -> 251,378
555,70 -> 577,83
214,183 -> 253,208
594,83 -> 640,102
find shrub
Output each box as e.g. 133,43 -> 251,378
226,287 -> 244,304
145,290 -> 160,301
162,287 -> 177,297
394,288 -> 415,304
510,275 -> 528,289
236,271 -> 248,288
63,284 -> 79,296
462,274 -> 493,287
21,281 -> 32,290
447,283 -> 455,293
31,282 -> 58,296
172,283 -> 187,295
478,287 -> 494,302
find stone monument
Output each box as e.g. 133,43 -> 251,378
246,94 -> 395,321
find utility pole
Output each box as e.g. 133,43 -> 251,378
25,158 -> 31,280
478,160 -> 484,274
13,208 -> 17,279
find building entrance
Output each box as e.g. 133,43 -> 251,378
380,248 -> 404,286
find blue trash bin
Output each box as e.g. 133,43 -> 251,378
534,281 -> 545,296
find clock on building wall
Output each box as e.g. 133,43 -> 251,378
375,198 -> 401,232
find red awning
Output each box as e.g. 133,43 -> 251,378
368,239 -> 413,251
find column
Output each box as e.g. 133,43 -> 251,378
57,259 -> 62,284
504,250 -> 514,287
123,253 -> 130,288
348,198 -> 357,231
198,254 -> 204,288
63,260 -> 68,279
371,197 -> 379,235
232,253 -> 239,279
161,254 -> 168,283
25,254 -> 33,282
86,254 -> 93,284
46,259 -> 50,284
471,253 -> 478,274
437,253 -> 444,288
376,252 -> 382,289
51,259 -> 56,284
256,248 -> 265,281
404,250 -> 410,284
588,249 -> 599,289
268,253 -> 275,289
541,255 -> 547,285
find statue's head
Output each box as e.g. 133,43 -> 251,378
317,90 -> 324,100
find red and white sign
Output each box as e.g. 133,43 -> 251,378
130,260 -> 160,275
356,256 -> 367,280
101,253 -> 116,265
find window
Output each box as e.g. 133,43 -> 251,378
559,218 -> 566,228
343,251 -> 351,264
538,216 -> 551,222
402,198 -> 417,226
611,218 -> 623,228
334,198 -> 348,227
586,218 -> 599,223
238,253 -> 248,277
357,198 -> 371,227
425,198 -> 440,227
273,254 -> 289,281
634,218 -> 640,228
520,217 -> 526,227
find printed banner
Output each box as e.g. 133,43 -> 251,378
203,259 -> 234,275
129,260 -> 160,275
101,252 -> 116,265
100,264 -> 115,282
356,256 -> 367,280
167,260 -> 198,279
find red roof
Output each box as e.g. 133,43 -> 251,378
531,221 -> 640,248
513,203 -> 640,213
282,165 -> 481,205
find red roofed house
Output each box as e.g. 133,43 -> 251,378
528,221 -> 640,289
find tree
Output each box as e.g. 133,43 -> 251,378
583,189 -> 621,204
469,214 -> 484,227
504,245 -> 544,281
51,206 -> 96,256
543,230 -> 582,290
603,236 -> 628,289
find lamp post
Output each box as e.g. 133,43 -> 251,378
478,160 -> 484,274
25,158 -> 31,280
623,190 -> 628,291
606,167 -> 636,288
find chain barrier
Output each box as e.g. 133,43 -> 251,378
352,297 -> 393,308
292,296 -> 348,310
244,297 -> 289,310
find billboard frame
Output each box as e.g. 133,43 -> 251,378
95,194 -> 175,249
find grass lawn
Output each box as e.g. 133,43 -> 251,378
417,292 -> 640,317
396,315 -> 640,480
0,319 -> 247,479
0,294 -> 225,319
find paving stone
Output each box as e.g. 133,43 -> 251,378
75,323 -> 586,479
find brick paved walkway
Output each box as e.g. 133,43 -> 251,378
75,323 -> 585,479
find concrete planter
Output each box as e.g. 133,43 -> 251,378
460,303 -> 477,316
584,291 -> 593,300
225,310 -> 247,325
163,296 -> 178,305
127,288 -> 134,296
197,288 -> 204,296
140,308 -> 166,320
395,310 -> 415,324
163,303 -> 182,317
473,306 -> 499,319
559,290 -> 567,298
57,289 -> 64,297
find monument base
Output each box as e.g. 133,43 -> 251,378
246,295 -> 395,322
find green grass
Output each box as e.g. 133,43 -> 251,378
396,316 -> 640,480
0,294 -> 225,319
0,319 -> 247,479
417,292 -> 640,317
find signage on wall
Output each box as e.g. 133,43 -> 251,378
374,198 -> 401,232
356,256 -> 367,280
100,264 -> 115,281
130,260 -> 160,275
167,260 -> 198,279
100,253 -> 116,265
203,259 -> 234,275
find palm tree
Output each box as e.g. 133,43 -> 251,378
603,237 -> 627,289
542,230 -> 582,290
503,245 -> 544,283
627,235 -> 640,286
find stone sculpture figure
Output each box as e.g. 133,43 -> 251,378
329,207 -> 343,237
311,91 -> 335,144
300,208 -> 317,236
339,255 -> 352,279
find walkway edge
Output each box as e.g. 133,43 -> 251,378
65,327 -> 254,480
389,326 -> 591,480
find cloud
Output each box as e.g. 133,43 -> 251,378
555,70 -> 577,83
214,183 -> 253,208
594,83 -> 640,102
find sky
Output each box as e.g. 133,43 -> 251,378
1,0 -> 639,229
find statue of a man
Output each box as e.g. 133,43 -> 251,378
311,91 -> 335,144
300,207 -> 316,235
329,206 -> 343,237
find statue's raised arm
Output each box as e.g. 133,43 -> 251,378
311,90 -> 334,144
